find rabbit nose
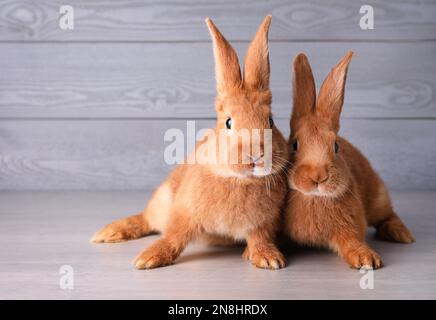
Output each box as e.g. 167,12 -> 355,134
309,170 -> 329,185
253,153 -> 264,163
248,153 -> 264,165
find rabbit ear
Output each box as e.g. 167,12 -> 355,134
242,15 -> 272,91
291,53 -> 316,131
205,18 -> 242,95
316,51 -> 354,132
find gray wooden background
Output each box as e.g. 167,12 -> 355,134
0,0 -> 435,191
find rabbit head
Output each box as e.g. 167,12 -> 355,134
204,15 -> 288,178
289,51 -> 354,197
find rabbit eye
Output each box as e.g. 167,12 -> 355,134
269,117 -> 274,128
334,142 -> 339,153
225,118 -> 232,129
292,140 -> 298,152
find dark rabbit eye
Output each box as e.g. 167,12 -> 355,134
334,141 -> 339,153
292,140 -> 298,152
225,118 -> 232,129
269,117 -> 274,128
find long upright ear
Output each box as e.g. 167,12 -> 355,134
205,18 -> 242,95
316,51 -> 354,132
242,15 -> 272,91
291,53 -> 316,131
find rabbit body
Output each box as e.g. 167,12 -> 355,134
92,16 -> 289,270
284,52 -> 414,269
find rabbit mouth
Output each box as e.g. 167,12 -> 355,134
290,178 -> 347,198
295,187 -> 335,198
252,165 -> 273,177
221,166 -> 274,179
290,178 -> 335,198
304,187 -> 331,197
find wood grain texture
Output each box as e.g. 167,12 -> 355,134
0,0 -> 435,41
0,191 -> 435,299
0,42 -> 435,119
0,119 -> 435,191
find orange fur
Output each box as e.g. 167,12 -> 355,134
92,15 -> 289,270
284,52 -> 414,270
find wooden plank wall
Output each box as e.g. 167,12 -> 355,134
0,0 -> 435,190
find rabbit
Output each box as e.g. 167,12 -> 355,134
91,15 -> 290,270
283,51 -> 415,270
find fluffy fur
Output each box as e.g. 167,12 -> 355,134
284,52 -> 415,269
91,15 -> 289,270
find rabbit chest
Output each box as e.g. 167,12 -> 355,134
287,195 -> 345,246
189,179 -> 282,240
207,189 -> 276,240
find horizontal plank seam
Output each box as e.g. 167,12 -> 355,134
0,39 -> 435,44
0,117 -> 435,121
1,188 -> 434,192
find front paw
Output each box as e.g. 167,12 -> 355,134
344,245 -> 383,270
91,214 -> 148,243
91,224 -> 129,243
243,247 -> 286,270
133,244 -> 175,269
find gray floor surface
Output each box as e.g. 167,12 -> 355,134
0,191 -> 435,300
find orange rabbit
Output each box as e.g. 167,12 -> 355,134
284,52 -> 414,269
91,16 -> 289,269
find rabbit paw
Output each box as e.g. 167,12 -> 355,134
133,244 -> 175,269
91,225 -> 131,243
344,245 -> 383,270
91,214 -> 149,243
243,246 -> 286,270
376,217 -> 415,244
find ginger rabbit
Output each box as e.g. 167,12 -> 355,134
92,16 -> 289,270
284,52 -> 414,269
